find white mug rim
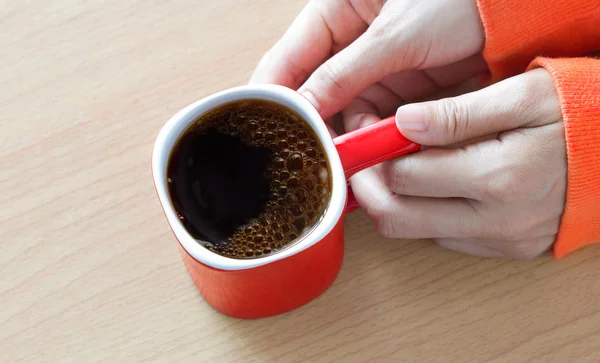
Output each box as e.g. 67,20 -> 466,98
151,84 -> 347,271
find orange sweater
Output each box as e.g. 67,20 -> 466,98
476,0 -> 600,258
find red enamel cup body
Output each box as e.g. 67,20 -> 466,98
152,85 -> 420,319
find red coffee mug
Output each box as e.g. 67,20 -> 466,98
152,85 -> 420,319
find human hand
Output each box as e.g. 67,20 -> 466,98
250,0 -> 487,122
350,68 -> 566,259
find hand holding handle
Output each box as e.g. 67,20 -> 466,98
333,116 -> 421,213
333,116 -> 421,179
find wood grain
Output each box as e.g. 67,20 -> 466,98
2,1 -> 600,362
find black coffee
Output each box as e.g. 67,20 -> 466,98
167,99 -> 331,258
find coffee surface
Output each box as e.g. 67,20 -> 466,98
167,99 -> 331,258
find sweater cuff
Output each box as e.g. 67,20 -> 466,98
476,0 -> 600,82
527,57 -> 600,258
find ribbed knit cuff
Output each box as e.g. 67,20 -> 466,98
528,57 -> 600,258
476,0 -> 600,82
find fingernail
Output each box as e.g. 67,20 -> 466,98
395,104 -> 429,132
358,113 -> 380,128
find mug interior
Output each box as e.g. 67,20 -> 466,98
152,84 -> 347,270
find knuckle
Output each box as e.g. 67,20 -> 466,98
319,58 -> 352,95
491,219 -> 525,242
435,98 -> 470,144
373,28 -> 420,69
385,159 -> 411,195
367,194 -> 401,238
376,216 -> 398,239
513,76 -> 537,110
369,16 -> 395,40
506,71 -> 555,125
350,0 -> 386,22
484,164 -> 527,202
367,18 -> 416,69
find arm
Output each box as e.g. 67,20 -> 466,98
528,57 -> 600,258
476,0 -> 600,81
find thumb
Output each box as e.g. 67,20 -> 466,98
298,32 -> 391,120
394,68 -> 560,146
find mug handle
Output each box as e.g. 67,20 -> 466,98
333,116 -> 421,214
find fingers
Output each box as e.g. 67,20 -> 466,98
435,236 -> 555,259
341,97 -> 381,133
298,30 -> 393,119
339,55 -> 488,136
394,68 -> 561,146
378,54 -> 488,103
340,81 -> 402,132
351,161 -> 560,254
381,120 -> 566,201
249,1 -> 368,89
295,0 -> 486,119
349,167 -> 483,239
380,146 -> 488,200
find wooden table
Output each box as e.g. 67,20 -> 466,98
3,1 -> 600,361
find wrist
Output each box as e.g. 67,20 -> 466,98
527,57 -> 600,258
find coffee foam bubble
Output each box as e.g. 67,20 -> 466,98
195,100 -> 331,258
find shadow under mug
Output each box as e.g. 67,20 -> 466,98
152,85 -> 421,319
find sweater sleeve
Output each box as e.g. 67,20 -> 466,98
476,0 -> 600,82
527,57 -> 600,258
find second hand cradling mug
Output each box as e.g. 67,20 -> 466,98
152,85 -> 421,319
